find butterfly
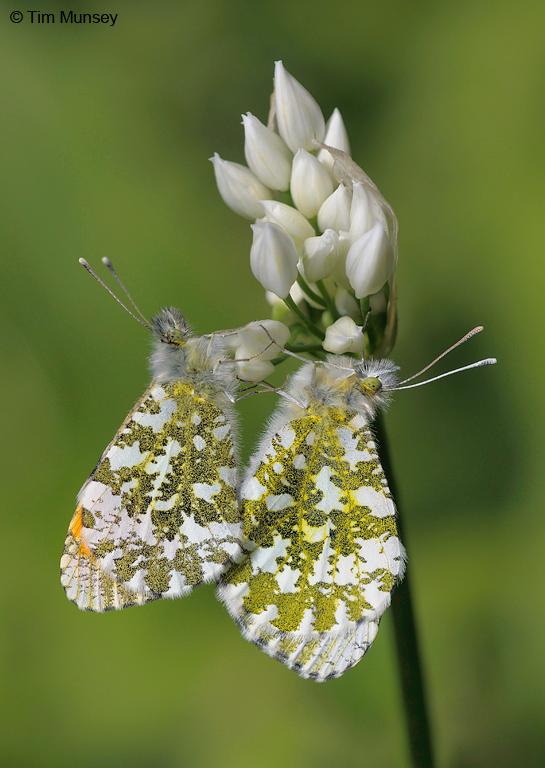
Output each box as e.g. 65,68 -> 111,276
218,326 -> 496,681
60,259 -> 244,612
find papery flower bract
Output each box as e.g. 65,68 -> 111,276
210,153 -> 271,219
370,290 -> 387,314
261,200 -> 315,248
291,149 -> 334,219
346,221 -> 394,298
250,220 -> 299,298
242,113 -> 292,191
274,60 -> 325,152
317,183 -> 352,233
334,286 -> 360,321
323,315 -> 364,355
302,229 -> 338,283
318,109 -> 350,169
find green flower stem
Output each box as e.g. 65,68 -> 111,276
316,280 -> 338,318
297,275 -> 326,307
374,413 -> 436,768
284,296 -> 325,340
359,296 -> 370,322
285,343 -> 325,353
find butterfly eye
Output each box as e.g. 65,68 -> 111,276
360,376 -> 382,395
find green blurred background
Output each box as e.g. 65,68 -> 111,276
2,1 -> 544,766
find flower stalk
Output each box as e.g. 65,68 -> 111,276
375,414 -> 436,768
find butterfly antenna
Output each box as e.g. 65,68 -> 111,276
389,357 -> 497,391
101,257 -> 150,326
396,326 -> 484,386
79,259 -> 152,330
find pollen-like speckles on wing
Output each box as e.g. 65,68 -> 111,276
61,382 -> 243,612
219,401 -> 405,681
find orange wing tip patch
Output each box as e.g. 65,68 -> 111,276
68,506 -> 91,557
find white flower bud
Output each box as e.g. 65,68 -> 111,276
348,181 -> 388,244
261,200 -> 315,248
273,60 -> 325,152
235,346 -> 275,383
348,182 -> 375,242
210,153 -> 271,219
302,229 -> 338,283
323,316 -> 364,355
250,220 -> 299,298
266,281 -> 305,308
331,230 -> 351,289
318,109 -> 351,169
345,222 -> 394,299
242,113 -> 292,191
317,183 -> 352,232
334,287 -> 360,321
290,149 -> 334,219
238,319 -> 290,360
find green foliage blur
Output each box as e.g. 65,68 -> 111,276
1,2 -> 543,766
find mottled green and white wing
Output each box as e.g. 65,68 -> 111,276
61,381 -> 242,612
218,408 -> 405,681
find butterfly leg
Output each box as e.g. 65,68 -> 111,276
255,323 -> 355,372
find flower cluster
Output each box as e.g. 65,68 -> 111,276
212,61 -> 398,371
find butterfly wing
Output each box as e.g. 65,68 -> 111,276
61,381 -> 242,611
218,406 -> 405,680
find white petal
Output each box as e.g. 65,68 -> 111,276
210,153 -> 271,219
323,316 -> 363,355
345,222 -> 394,299
274,61 -> 325,152
302,229 -> 338,283
250,220 -> 299,298
318,109 -> 351,169
291,149 -> 334,219
261,200 -> 315,247
235,347 -> 275,383
242,113 -> 292,191
317,183 -> 352,232
238,320 -> 290,360
334,287 -> 360,321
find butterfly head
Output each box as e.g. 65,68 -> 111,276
151,307 -> 192,346
352,359 -> 399,410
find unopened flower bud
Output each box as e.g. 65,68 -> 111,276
210,153 -> 271,219
291,149 -> 334,219
348,182 -> 377,242
238,319 -> 290,360
261,200 -> 315,248
235,347 -> 275,383
317,183 -> 352,232
266,282 -> 306,321
334,286 -> 360,321
274,61 -> 325,152
323,316 -> 364,355
331,230 -> 351,289
345,221 -> 394,298
318,109 -> 350,169
242,113 -> 292,191
250,220 -> 298,298
302,229 -> 338,282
